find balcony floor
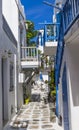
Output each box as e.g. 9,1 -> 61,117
21,61 -> 40,69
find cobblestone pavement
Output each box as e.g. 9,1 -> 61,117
8,102 -> 63,130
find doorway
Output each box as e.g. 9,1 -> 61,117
2,58 -> 8,126
62,63 -> 69,130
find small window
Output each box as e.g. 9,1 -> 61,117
9,63 -> 14,91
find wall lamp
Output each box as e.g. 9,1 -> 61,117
8,50 -> 12,57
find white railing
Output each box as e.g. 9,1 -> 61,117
21,46 -> 38,61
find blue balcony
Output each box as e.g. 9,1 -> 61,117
44,23 -> 59,56
44,23 -> 60,43
63,0 -> 79,35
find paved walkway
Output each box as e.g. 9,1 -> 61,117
8,102 -> 63,130
5,80 -> 63,130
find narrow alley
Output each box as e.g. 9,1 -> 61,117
5,80 -> 62,130
1,0 -> 79,130
9,102 -> 61,130
9,94 -> 61,130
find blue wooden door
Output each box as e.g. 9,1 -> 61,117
62,64 -> 69,130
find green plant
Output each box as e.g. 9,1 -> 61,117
26,20 -> 38,46
25,98 -> 30,104
45,80 -> 48,84
48,68 -> 56,103
48,69 -> 55,88
51,90 -> 56,97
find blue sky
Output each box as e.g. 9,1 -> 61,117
21,0 -> 55,30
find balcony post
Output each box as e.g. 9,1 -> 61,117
34,48 -> 35,58
31,48 -> 32,57
37,48 -> 38,61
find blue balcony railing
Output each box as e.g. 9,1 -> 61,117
55,0 -> 79,78
63,0 -> 79,34
44,23 -> 60,44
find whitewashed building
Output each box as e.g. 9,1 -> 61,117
0,0 -> 26,129
55,0 -> 79,130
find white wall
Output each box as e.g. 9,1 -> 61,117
0,56 -> 3,130
38,46 -> 44,53
0,0 -> 18,129
2,0 -> 18,42
66,43 -> 79,130
0,52 -> 17,129
0,0 -> 26,129
0,2 -> 2,128
58,50 -> 66,129
45,41 -> 57,47
17,84 -> 23,109
17,0 -> 26,110
59,43 -> 79,130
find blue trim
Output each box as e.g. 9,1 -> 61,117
62,63 -> 69,130
63,0 -> 79,34
55,12 -> 65,118
55,11 -> 64,85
